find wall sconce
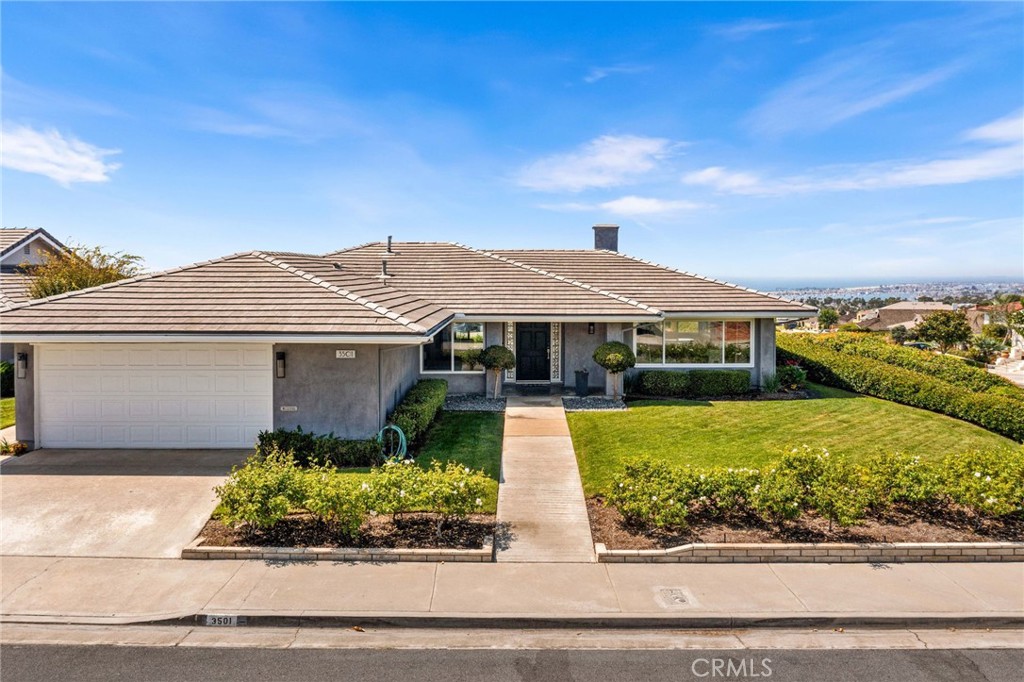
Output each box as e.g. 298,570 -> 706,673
275,351 -> 286,378
16,352 -> 28,379
588,322 -> 596,335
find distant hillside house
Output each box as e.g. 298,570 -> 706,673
856,301 -> 954,332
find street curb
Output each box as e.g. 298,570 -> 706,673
6,612 -> 1023,630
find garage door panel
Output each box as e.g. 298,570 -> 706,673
39,344 -> 272,449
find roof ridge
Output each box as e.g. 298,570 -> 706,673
607,250 -> 816,311
448,242 -> 662,315
0,227 -> 67,259
0,251 -> 260,312
252,252 -> 429,334
322,241 -> 382,258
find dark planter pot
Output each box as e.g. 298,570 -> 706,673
574,369 -> 589,396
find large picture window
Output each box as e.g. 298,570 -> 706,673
422,322 -> 485,373
634,319 -> 753,366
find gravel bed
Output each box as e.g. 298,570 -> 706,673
444,394 -> 507,412
562,396 -> 627,412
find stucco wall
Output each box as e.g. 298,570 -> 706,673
380,345 -> 421,420
562,322 -> 607,393
0,239 -> 58,269
273,343 -> 418,439
13,343 -> 34,448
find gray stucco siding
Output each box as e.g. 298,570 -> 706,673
13,343 -> 34,448
562,322 -> 607,391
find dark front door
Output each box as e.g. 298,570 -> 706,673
516,323 -> 550,381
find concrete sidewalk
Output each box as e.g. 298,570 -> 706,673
495,396 -> 595,563
2,556 -> 1021,627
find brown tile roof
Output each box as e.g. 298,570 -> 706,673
0,228 -> 65,257
489,249 -> 814,314
0,271 -> 33,308
1,252 -> 452,337
326,242 -> 659,318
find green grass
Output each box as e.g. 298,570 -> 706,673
1,398 -> 13,430
335,411 -> 504,512
568,383 -> 1017,497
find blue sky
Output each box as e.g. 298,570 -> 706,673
2,2 -> 1022,286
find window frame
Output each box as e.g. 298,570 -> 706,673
420,321 -> 486,374
632,318 -> 756,368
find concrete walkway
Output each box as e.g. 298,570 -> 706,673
0,424 -> 16,444
495,396 -> 595,563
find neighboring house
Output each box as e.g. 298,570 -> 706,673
856,301 -> 954,332
967,301 -> 1023,335
0,225 -> 815,450
0,228 -> 68,363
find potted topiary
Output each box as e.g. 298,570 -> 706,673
592,341 -> 636,398
480,345 -> 516,399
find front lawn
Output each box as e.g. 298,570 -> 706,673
568,384 -> 1017,496
1,398 -> 14,430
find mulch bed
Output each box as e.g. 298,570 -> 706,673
199,512 -> 495,550
587,498 -> 1024,550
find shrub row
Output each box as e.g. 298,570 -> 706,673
0,361 -> 12,398
777,334 -> 1024,442
635,369 -> 750,398
216,451 -> 490,539
389,379 -> 448,446
790,333 -> 1022,399
606,447 -> 1024,531
256,379 -> 449,467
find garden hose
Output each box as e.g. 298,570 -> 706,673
376,424 -> 408,462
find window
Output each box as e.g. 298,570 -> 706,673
635,319 -> 753,366
422,322 -> 485,372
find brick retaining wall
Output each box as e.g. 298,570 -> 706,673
595,542 -> 1024,563
183,536 -> 494,562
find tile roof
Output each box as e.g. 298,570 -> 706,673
0,252 -> 452,337
0,271 -> 33,308
325,242 -> 659,318
0,227 -> 65,257
488,249 -> 814,314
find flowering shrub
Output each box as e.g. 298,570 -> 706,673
750,464 -> 805,523
0,439 -> 29,456
216,450 -> 305,530
775,363 -> 807,391
607,458 -> 691,528
863,452 -> 937,509
938,449 -> 1024,518
301,466 -> 368,539
421,461 -> 490,532
366,460 -> 427,521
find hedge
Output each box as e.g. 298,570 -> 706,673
388,378 -> 448,446
636,369 -> 750,399
0,361 -> 12,398
794,333 -> 1022,400
256,379 -> 449,467
778,335 -> 1024,442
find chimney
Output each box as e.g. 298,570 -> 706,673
593,224 -> 619,251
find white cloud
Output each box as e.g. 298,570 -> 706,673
516,135 -> 676,192
1,122 -> 121,186
713,19 -> 802,41
538,195 -> 705,217
583,64 -> 650,84
747,42 -> 962,136
684,112 -> 1023,196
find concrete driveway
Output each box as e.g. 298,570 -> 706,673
0,449 -> 248,559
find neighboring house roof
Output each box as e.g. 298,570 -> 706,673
2,239 -> 814,341
490,249 -> 814,315
0,271 -> 34,308
1,228 -> 70,308
0,227 -> 65,259
0,251 -> 453,339
879,301 -> 954,312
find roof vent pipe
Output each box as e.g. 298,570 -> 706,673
376,258 -> 392,281
593,224 -> 619,252
387,235 -> 393,253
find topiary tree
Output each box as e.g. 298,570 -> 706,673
889,325 -> 909,344
480,345 -> 515,399
916,309 -> 972,354
593,341 -> 636,398
817,308 -> 839,330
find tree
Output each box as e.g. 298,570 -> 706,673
817,308 -> 839,330
889,325 -> 909,344
28,243 -> 143,299
593,341 -> 635,398
915,310 -> 972,353
480,345 -> 515,399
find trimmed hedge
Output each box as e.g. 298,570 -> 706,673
796,333 -> 1023,400
636,369 -> 750,399
388,378 -> 448,446
0,361 -> 12,398
778,334 -> 1024,442
256,379 -> 449,467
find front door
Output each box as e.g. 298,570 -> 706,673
516,323 -> 550,381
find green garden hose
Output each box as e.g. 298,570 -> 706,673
376,424 -> 408,462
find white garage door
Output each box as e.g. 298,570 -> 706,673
38,343 -> 273,448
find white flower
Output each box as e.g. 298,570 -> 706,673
399,490 -> 406,498
974,472 -> 982,478
360,482 -> 370,491
619,482 -> 624,488
651,496 -> 658,501
475,498 -> 483,506
985,476 -> 992,482
465,467 -> 471,474
985,497 -> 997,505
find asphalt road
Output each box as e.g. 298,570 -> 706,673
1,646 -> 1021,682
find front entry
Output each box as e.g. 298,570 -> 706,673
516,323 -> 550,381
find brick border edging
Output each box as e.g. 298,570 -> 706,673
595,541 -> 1024,563
182,535 -> 494,562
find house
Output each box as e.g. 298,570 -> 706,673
856,301 -> 954,332
1,228 -> 68,363
0,225 -> 815,450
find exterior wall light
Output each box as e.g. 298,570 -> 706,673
16,352 -> 28,379
588,322 -> 596,335
275,351 -> 286,378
